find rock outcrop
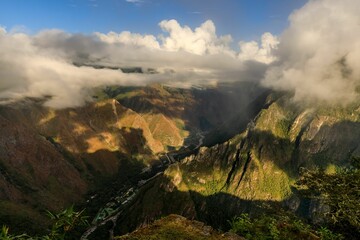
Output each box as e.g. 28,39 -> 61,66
116,214 -> 244,240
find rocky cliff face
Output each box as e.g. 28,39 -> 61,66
113,93 -> 360,233
176,93 -> 360,199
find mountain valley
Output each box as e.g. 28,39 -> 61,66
1,83 -> 359,239
0,82 -> 265,236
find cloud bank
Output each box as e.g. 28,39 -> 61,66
263,0 -> 360,104
0,20 -> 271,108
1,0 -> 359,108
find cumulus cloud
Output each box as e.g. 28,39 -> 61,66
0,19 -> 268,108
159,19 -> 234,56
238,32 -> 279,64
263,0 -> 360,104
0,26 -> 6,34
95,31 -> 160,49
96,19 -> 236,56
5,0 -> 359,109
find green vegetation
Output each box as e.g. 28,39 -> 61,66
202,179 -> 224,196
227,157 -> 360,240
116,214 -> 234,240
296,158 -> 360,238
316,103 -> 360,122
257,164 -> 292,200
229,213 -> 342,240
1,206 -> 88,240
95,86 -> 141,100
255,101 -> 297,139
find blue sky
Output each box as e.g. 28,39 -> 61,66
0,0 -> 307,41
1,0 -> 359,107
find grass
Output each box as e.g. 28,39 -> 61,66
229,213 -> 343,240
255,102 -> 296,139
230,150 -> 292,201
116,215 -> 231,240
316,103 -> 360,123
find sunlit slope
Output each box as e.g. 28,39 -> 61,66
0,83 -> 258,234
115,93 -> 360,230
117,214 -> 244,240
173,94 -> 360,198
0,89 -> 188,233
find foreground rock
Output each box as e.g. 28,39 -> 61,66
116,214 -> 244,240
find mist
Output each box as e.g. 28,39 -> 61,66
263,0 -> 360,105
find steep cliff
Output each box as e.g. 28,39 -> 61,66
113,93 -> 360,234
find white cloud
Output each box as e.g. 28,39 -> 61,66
4,1 -> 359,108
96,19 -> 236,56
238,32 -> 279,64
0,20 -> 268,108
263,0 -> 360,104
159,19 -> 234,56
95,31 -> 160,49
0,31 -> 165,108
0,26 -> 6,34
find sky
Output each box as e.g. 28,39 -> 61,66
0,0 -> 307,42
1,0 -> 360,108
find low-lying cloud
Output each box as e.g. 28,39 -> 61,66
0,20 -> 271,108
263,0 -> 360,104
1,0 -> 359,108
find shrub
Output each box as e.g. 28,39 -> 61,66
229,213 -> 341,240
1,206 -> 89,240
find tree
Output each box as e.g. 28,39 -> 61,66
296,158 -> 360,238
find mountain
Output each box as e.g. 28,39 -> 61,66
109,92 -> 360,236
0,82 -> 263,234
3,83 -> 358,238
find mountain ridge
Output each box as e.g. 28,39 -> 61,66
0,83 -> 262,234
